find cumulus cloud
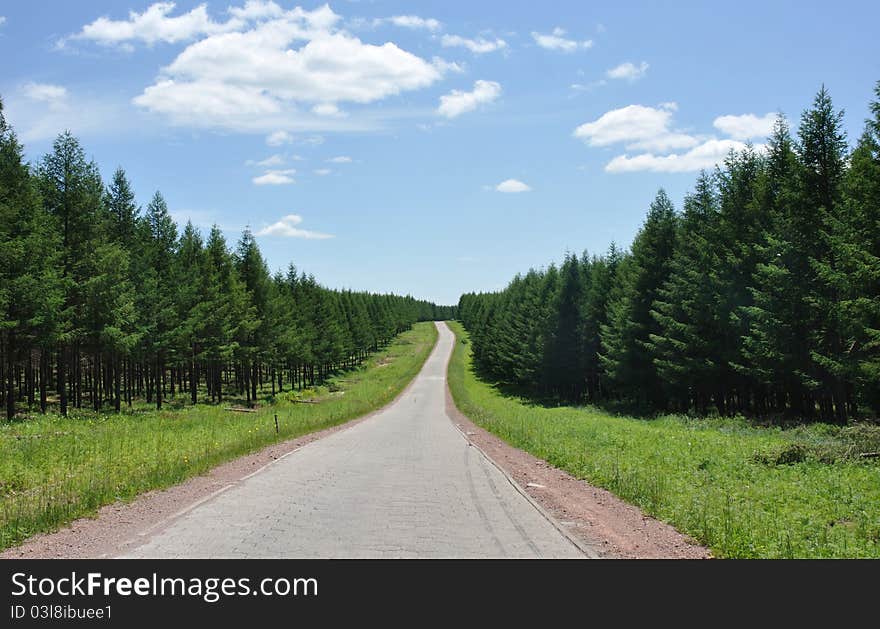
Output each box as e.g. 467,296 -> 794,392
228,0 -> 285,22
437,80 -> 501,118
66,3 -> 453,132
605,139 -> 754,173
495,179 -> 531,193
0,16 -> 6,27
441,34 -> 507,54
313,168 -> 332,176
327,156 -> 352,163
531,27 -> 592,52
386,15 -> 441,31
573,103 -> 699,152
69,1 -> 242,46
255,214 -> 333,239
713,112 -> 777,140
606,61 -> 649,82
576,102 -> 767,173
252,169 -> 296,185
22,82 -> 68,104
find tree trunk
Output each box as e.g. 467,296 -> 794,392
245,362 -> 251,406
75,347 -> 82,409
5,342 -> 15,420
39,350 -> 48,413
58,346 -> 68,416
115,354 -> 121,413
156,356 -> 163,410
93,353 -> 101,411
190,351 -> 197,405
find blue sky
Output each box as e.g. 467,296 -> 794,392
1,1 -> 878,305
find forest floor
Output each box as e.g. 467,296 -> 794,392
445,321 -> 880,558
0,322 -> 438,554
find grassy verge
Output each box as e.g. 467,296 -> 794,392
0,322 -> 438,551
445,321 -> 880,558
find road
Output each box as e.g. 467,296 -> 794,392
122,322 -> 586,558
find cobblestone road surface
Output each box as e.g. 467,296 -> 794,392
123,323 -> 586,558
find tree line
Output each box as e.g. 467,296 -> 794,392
0,98 -> 455,420
459,84 -> 880,424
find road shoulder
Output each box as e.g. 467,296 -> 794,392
1,350 -> 432,560
443,381 -> 711,559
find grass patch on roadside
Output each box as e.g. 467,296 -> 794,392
0,322 -> 438,552
445,321 -> 880,558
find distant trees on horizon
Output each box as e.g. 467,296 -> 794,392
0,97 -> 454,420
459,83 -> 880,424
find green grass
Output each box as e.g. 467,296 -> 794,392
0,322 -> 438,552
445,321 -> 880,558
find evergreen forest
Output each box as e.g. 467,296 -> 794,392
459,84 -> 880,424
0,97 -> 454,420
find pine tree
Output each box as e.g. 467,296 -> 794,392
234,229 -> 270,404
105,168 -> 139,247
600,190 -> 678,409
545,254 -> 586,400
0,100 -> 62,418
712,146 -> 766,414
833,82 -> 880,414
39,131 -> 104,414
799,87 -> 851,421
175,221 -> 209,404
740,116 -> 806,417
144,191 -> 178,409
649,173 -> 721,412
582,244 -> 621,401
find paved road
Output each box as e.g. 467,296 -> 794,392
123,322 -> 585,558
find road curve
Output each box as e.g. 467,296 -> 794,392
122,322 -> 586,558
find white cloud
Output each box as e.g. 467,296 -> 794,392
311,103 -> 346,117
496,179 -> 531,193
116,4 -> 451,132
575,102 -> 765,174
573,103 -> 699,152
252,169 -> 296,185
441,34 -> 507,54
327,156 -> 352,163
266,130 -> 293,146
246,154 -> 285,167
437,80 -> 501,118
228,1 -> 285,22
605,139 -> 756,173
387,15 -> 441,31
256,214 -> 333,239
71,1 -> 241,46
313,168 -> 332,176
0,16 -> 6,27
22,82 -> 68,104
531,27 -> 592,52
606,61 -> 649,82
431,56 -> 465,75
713,112 -> 777,140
